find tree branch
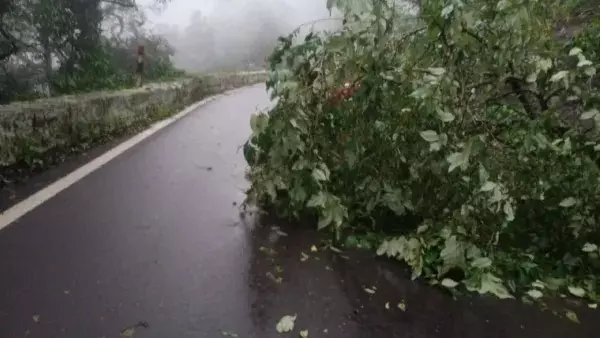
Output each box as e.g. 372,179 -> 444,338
0,26 -> 18,60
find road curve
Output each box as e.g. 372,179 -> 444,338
0,84 -> 596,338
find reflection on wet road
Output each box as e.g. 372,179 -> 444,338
0,84 -> 595,337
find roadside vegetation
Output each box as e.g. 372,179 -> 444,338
0,0 -> 294,105
244,0 -> 600,320
0,0 -> 184,104
0,0 -> 274,189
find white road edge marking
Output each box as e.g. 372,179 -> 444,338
0,87 -> 248,231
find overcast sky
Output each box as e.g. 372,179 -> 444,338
134,0 -> 336,71
138,0 -> 330,28
133,0 -> 417,72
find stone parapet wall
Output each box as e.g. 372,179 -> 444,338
0,71 -> 267,167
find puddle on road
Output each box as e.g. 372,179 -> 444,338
242,212 -> 597,338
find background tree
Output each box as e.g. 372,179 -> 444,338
0,0 -> 179,104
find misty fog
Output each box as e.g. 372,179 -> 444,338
139,0 -> 340,72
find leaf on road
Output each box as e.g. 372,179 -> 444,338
310,245 -> 318,252
121,327 -> 135,337
364,287 -> 376,294
385,302 -> 390,309
589,303 -> 597,309
329,246 -> 342,253
259,246 -> 277,256
565,310 -> 580,324
32,315 -> 40,323
266,272 -> 283,284
397,301 -> 406,312
299,329 -> 309,338
441,278 -> 459,288
221,330 -> 239,337
300,252 -> 310,262
276,314 -> 297,333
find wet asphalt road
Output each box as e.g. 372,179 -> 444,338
0,84 -> 596,338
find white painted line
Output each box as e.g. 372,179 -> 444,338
0,90 -> 236,231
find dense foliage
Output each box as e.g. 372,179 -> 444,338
0,0 -> 180,104
245,0 -> 600,311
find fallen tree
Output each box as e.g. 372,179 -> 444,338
244,0 -> 600,317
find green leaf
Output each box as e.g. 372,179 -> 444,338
569,47 -> 583,56
441,4 -> 454,18
436,109 -> 455,122
584,67 -> 596,77
447,152 -> 464,173
582,243 -> 598,253
496,0 -> 509,10
441,278 -> 459,288
503,202 -> 515,222
427,67 -> 446,76
577,59 -> 593,68
530,281 -> 545,290
312,168 -> 328,181
417,224 -> 429,234
429,142 -> 442,152
480,181 -> 496,192
440,235 -> 464,274
549,71 -> 569,82
471,257 -> 492,269
526,289 -> 543,299
420,130 -> 439,142
537,58 -> 553,71
318,211 -> 333,230
567,286 -> 586,298
410,87 -> 430,99
327,36 -> 346,52
478,273 -> 514,299
307,193 -> 325,208
559,197 -> 577,208
250,114 -> 269,135
377,237 -> 407,257
580,109 -> 598,120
